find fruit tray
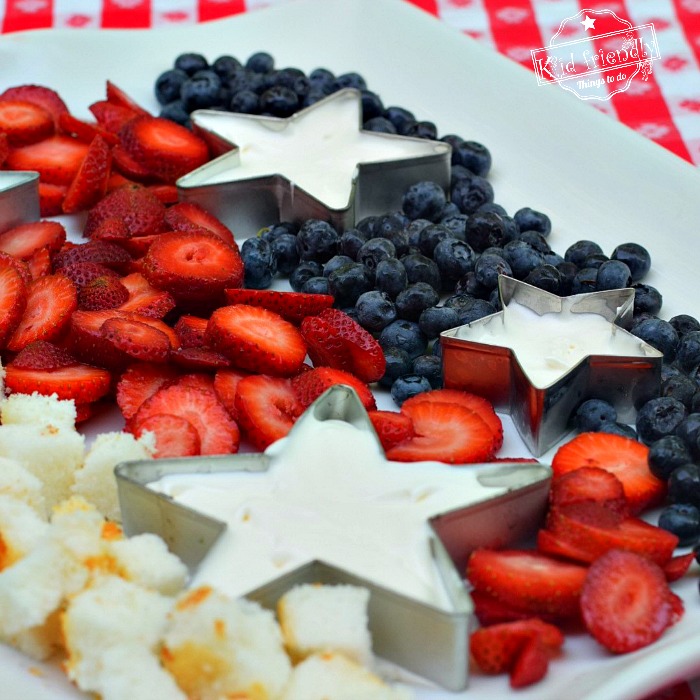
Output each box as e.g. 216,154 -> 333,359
1,0 -> 700,698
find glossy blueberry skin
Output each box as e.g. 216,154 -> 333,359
374,218 -> 410,258
671,314 -> 700,338
611,242 -> 651,282
564,240 -> 604,268
259,86 -> 299,117
338,229 -> 368,260
648,435 -> 693,481
180,70 -> 223,111
289,260 -> 323,292
454,271 -> 490,300
474,253 -> 513,290
360,90 -> 384,121
384,106 -> 416,134
395,282 -> 440,322
668,464 -> 700,508
439,214 -> 468,242
433,238 -> 476,292
599,421 -> 638,439
363,117 -> 397,134
502,241 -> 545,280
406,120 -> 438,140
518,230 -> 551,254
632,317 -> 679,362
451,175 -> 494,215
583,254 -> 609,270
228,70 -> 265,96
355,290 -> 397,332
302,88 -> 329,108
327,263 -> 373,308
270,233 -> 299,276
155,69 -> 189,105
357,238 -> 396,272
632,283 -> 663,316
245,51 -> 274,74
296,220 -> 339,263
309,67 -> 335,92
555,261 -> 578,295
159,101 -> 191,127
301,276 -> 331,295
444,295 -> 497,325
661,373 -> 698,409
676,411 -> 700,452
412,354 -> 443,389
379,320 -> 428,360
332,72 -> 367,91
391,375 -> 432,407
230,89 -> 259,114
241,237 -> 277,289
451,140 -> 491,177
379,346 -> 413,388
513,207 -> 552,237
418,305 -> 461,340
465,212 -> 509,253
570,267 -> 599,294
402,181 -> 447,223
523,264 -> 562,294
405,219 -> 432,247
174,52 -> 209,76
636,396 -> 687,445
676,331 -> 700,372
323,255 -> 355,278
212,54 -> 242,79
401,253 -> 441,292
374,257 -> 408,300
415,224 -> 451,258
573,398 -> 617,432
596,259 -> 632,291
658,503 -> 700,546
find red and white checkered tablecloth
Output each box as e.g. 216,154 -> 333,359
0,0 -> 698,166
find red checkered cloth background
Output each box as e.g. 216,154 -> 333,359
0,0 -> 698,166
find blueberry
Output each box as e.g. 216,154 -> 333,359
272,67 -> 305,90
402,181 -> 446,223
523,264 -> 562,294
270,233 -> 299,276
245,51 -> 274,74
611,242 -> 651,282
417,224 -> 452,258
259,86 -> 299,117
598,421 -> 638,439
565,240 -> 604,268
440,134 -> 464,149
662,373 -> 698,409
401,253 -> 441,292
289,260 -> 323,292
322,255 -> 355,278
379,320 -> 428,360
502,241 -> 545,280
355,290 -> 397,332
648,435 -> 693,481
174,52 -> 209,76
518,230 -> 551,254
465,212 -> 509,253
418,305 -> 461,339
155,68 -> 189,105
675,412 -> 700,458
513,207 -> 551,237
636,396 -> 687,444
373,218 -> 409,257
357,238 -> 396,272
671,314 -> 700,338
358,90 -> 383,121
379,346 -> 413,388
302,88 -> 329,107
412,354 -> 443,389
439,214 -> 468,241
363,116 -> 396,134
391,375 -> 432,407
474,253 -> 512,290
632,318 -> 679,361
571,267 -> 599,294
327,263 -> 373,308
454,271 -> 490,300
230,89 -> 259,114
260,222 -> 298,241
596,260 -> 632,290
406,120 -> 438,140
658,503 -> 700,546
228,70 -> 264,96
395,282 -> 440,322
405,219 -> 431,247
583,254 -> 609,270
677,331 -> 700,372
633,283 -> 663,315
332,72 -> 367,91
180,70 -> 223,111
556,261 -> 578,295
450,140 -> 491,177
355,216 -> 378,238
212,54 -> 242,79
450,165 -> 475,188
309,67 -> 335,91
301,276 -> 331,295
574,398 -> 617,432
438,202 -> 462,222
296,220 -> 339,263
451,176 -> 494,215
159,100 -> 191,127
384,106 -> 416,134
544,251 -> 565,267
241,237 -> 276,289
668,464 -> 700,508
375,257 -> 408,299
433,239 -> 476,292
444,294 -> 497,324
338,229 -> 367,259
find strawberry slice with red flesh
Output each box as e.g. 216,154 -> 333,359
291,366 -> 376,411
78,275 -> 130,311
116,272 -> 175,319
54,240 -> 133,275
27,247 -> 52,280
508,634 -> 551,689
165,201 -> 236,247
206,304 -> 307,377
0,252 -> 31,287
11,340 -> 76,370
147,184 -> 179,205
100,316 -> 171,364
119,116 -> 210,183
0,100 -> 54,146
301,308 -> 386,383
234,374 -> 304,450
386,400 -> 497,464
58,112 -> 119,146
0,133 -> 7,166
6,135 -> 89,186
0,263 -> 27,348
174,314 -> 209,348
132,413 -> 201,458
224,288 -> 335,325
401,388 -> 503,451
105,81 -> 150,117
38,182 -> 67,217
368,410 -> 415,451
663,552 -> 695,583
0,220 -> 66,260
111,143 -> 153,182
4,362 -> 111,403
549,466 -> 628,522
580,549 -> 676,654
143,230 -> 244,303
171,372 -> 215,393
89,217 -> 130,243
467,549 -> 588,619
551,432 -> 664,514
6,273 -> 77,352
0,85 -> 69,127
170,347 -> 232,371
62,134 -> 113,214
213,368 -> 250,421
89,100 -> 139,134
130,383 -> 239,455
116,362 -> 181,420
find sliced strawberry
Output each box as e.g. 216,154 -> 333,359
171,372 -> 215,393
78,275 -> 130,311
105,81 -> 150,117
147,183 -> 179,205
466,549 -> 588,619
0,133 -> 7,166
0,220 -> 66,260
83,184 -> 166,239
164,201 -> 236,246
300,308 -> 386,383
59,261 -> 120,289
75,403 -> 96,424
508,635 -> 550,689
0,263 -> 27,348
170,347 -> 231,371
131,413 -> 201,458
368,410 -> 415,451
291,366 -> 376,411
551,432 -> 664,514
580,549 -> 675,653
401,388 -> 503,451
90,217 -> 130,243
143,230 -> 244,302
0,85 -> 68,127
116,362 -> 180,420
4,363 -> 111,403
0,251 -> 31,287
0,99 -> 54,146
106,170 -> 137,192
470,590 -> 546,626
536,528 -> 598,564
111,143 -> 153,181
27,246 -> 52,280
6,135 -> 89,186
62,134 -> 112,214
58,112 -> 119,146
386,400 -> 497,464
206,304 -> 307,377
174,314 -> 209,348
118,233 -> 161,257
89,100 -> 139,134
213,368 -> 250,420
119,116 -> 209,183
224,288 -> 334,325
37,182 -> 67,216
116,272 -> 175,318
12,340 -> 76,370
130,383 -> 239,455
6,273 -> 77,352
663,552 -> 695,583
100,316 -> 171,363
234,374 -> 304,450
549,466 -> 628,522
54,240 -> 132,274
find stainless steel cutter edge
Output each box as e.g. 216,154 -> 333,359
0,171 -> 39,234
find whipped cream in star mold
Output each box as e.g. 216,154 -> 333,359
152,417 -> 524,611
188,90 -> 446,209
455,297 -> 655,388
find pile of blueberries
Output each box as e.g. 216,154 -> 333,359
156,52 -> 700,556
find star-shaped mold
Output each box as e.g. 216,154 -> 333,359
441,276 -> 663,457
116,385 -> 551,690
0,171 -> 39,233
176,89 -> 451,235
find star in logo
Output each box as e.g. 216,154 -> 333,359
581,14 -> 596,31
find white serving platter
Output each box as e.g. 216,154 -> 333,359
0,0 -> 699,698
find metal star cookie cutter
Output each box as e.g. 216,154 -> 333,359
176,89 -> 451,236
115,385 -> 551,691
0,171 -> 39,234
441,275 -> 663,457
